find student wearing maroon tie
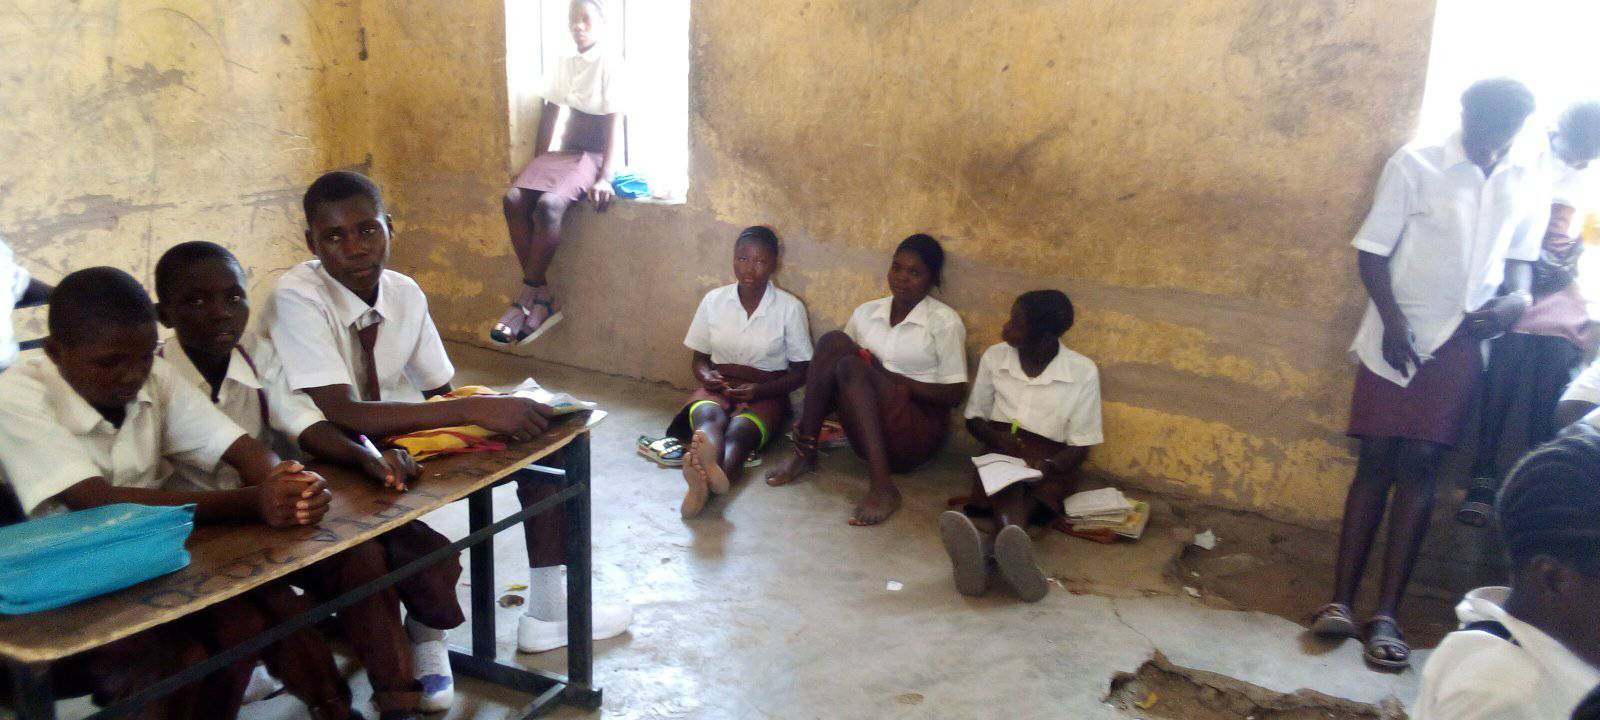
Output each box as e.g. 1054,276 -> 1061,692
266,172 -> 632,682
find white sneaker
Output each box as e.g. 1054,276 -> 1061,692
517,603 -> 633,653
241,663 -> 282,704
411,638 -> 455,712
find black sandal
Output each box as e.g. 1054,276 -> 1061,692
1456,480 -> 1497,527
1309,602 -> 1359,639
1363,615 -> 1411,670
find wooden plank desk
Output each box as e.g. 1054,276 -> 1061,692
1,412 -> 604,719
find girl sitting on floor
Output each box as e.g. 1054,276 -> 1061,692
940,290 -> 1102,602
672,226 -> 813,518
765,234 -> 968,526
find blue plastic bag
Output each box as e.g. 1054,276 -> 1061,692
610,171 -> 651,199
0,503 -> 195,614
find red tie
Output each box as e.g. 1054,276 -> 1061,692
357,319 -> 382,402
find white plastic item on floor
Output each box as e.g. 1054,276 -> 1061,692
517,602 -> 634,654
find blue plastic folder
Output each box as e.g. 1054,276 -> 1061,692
0,503 -> 195,614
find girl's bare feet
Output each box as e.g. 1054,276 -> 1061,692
848,482 -> 901,526
765,434 -> 818,486
691,430 -> 730,495
680,439 -> 710,518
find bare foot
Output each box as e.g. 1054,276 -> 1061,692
848,483 -> 902,526
764,450 -> 817,487
692,431 -> 730,495
680,440 -> 710,518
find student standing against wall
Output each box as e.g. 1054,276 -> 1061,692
1311,78 -> 1546,671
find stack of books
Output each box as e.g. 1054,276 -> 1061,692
1062,488 -> 1149,542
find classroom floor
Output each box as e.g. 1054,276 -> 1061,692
122,343 -> 1428,720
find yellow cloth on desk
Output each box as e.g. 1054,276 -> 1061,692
386,386 -> 508,461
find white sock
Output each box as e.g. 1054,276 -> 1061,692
525,565 -> 567,622
405,614 -> 446,643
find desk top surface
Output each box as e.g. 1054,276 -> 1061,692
0,415 -> 592,663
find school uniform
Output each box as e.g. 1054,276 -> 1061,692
162,335 -> 422,714
1415,587 -> 1600,720
160,338 -> 324,491
268,259 -> 464,632
511,41 -> 626,202
961,342 -> 1103,522
0,355 -> 264,717
667,282 -> 813,447
1475,153 -> 1595,481
1347,132 -> 1548,445
843,295 -> 968,471
0,238 -> 31,372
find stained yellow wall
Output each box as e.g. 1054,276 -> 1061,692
0,0 -> 369,337
3,0 -> 1439,528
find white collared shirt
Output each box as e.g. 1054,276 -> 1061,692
0,356 -> 247,516
1348,133 -> 1549,387
963,342 -> 1103,446
1416,587 -> 1600,720
160,337 -> 327,491
843,295 -> 967,385
683,283 -> 813,372
267,260 -> 455,404
0,238 -> 32,372
541,43 -> 625,116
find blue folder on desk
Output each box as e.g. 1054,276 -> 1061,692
0,503 -> 195,614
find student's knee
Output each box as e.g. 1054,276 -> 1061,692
691,402 -> 728,426
815,330 -> 856,357
515,473 -> 560,503
834,353 -> 870,383
534,193 -> 569,229
503,187 -> 533,218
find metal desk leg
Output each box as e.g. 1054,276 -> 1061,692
561,433 -> 602,709
467,487 -> 497,660
8,661 -> 55,720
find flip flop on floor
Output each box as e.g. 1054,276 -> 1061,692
1363,615 -> 1411,670
637,435 -> 686,467
1309,602 -> 1360,639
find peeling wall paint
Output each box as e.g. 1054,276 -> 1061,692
0,0 -> 368,337
4,0 -> 1437,528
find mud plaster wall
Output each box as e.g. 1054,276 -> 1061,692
363,0 -> 1439,528
5,0 -> 1437,528
0,1 -> 369,338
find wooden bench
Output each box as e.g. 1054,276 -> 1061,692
1,411 -> 605,719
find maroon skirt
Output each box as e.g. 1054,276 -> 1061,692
512,150 -> 603,203
667,364 -> 791,448
1347,330 -> 1483,446
840,377 -> 949,473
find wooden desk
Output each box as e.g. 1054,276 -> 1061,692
2,412 -> 603,719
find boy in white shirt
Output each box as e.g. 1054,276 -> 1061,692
940,290 -> 1101,602
1314,78 -> 1546,670
1415,426 -> 1600,719
0,267 -> 360,719
268,170 -> 631,667
155,240 -> 438,719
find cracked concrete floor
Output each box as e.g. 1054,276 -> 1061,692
72,343 -> 1428,719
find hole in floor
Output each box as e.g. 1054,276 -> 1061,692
1105,653 -> 1407,720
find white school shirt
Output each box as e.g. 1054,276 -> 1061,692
268,260 -> 455,404
843,295 -> 968,385
1566,359 -> 1600,406
0,356 -> 248,517
1348,133 -> 1549,387
1415,587 -> 1600,720
963,342 -> 1103,446
541,43 -> 625,116
683,283 -> 814,372
160,338 -> 327,491
0,238 -> 32,372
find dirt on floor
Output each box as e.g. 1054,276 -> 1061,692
1126,488 -> 1507,650
1107,653 -> 1408,720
